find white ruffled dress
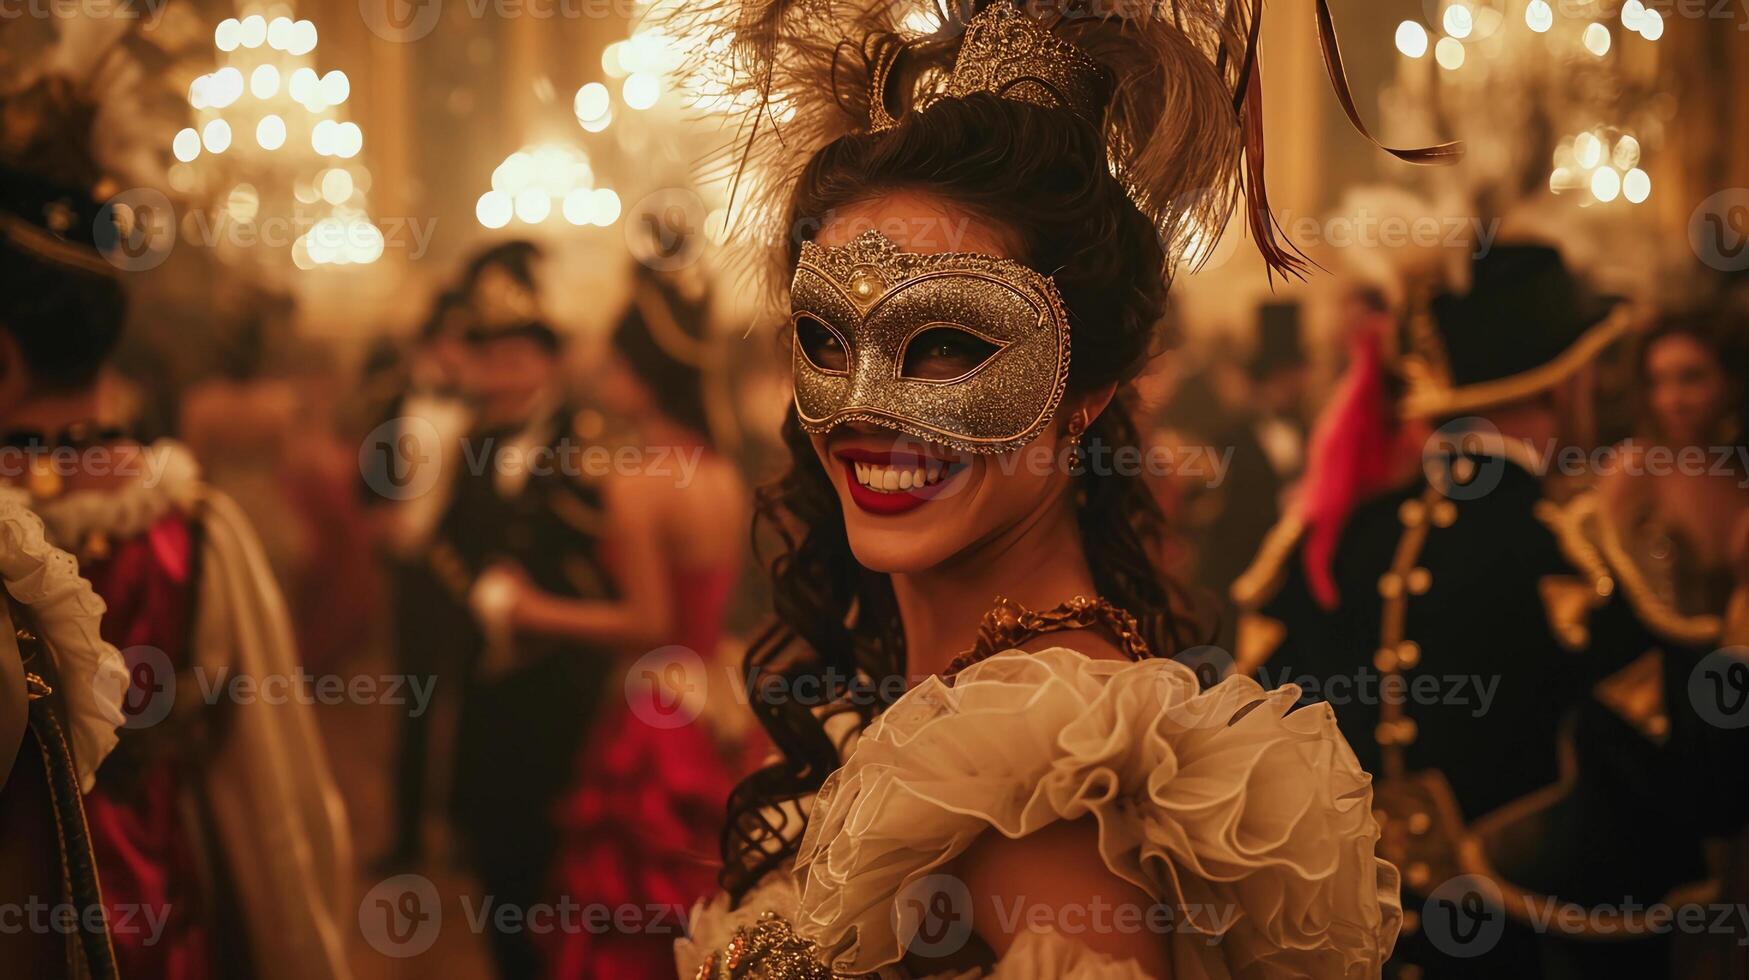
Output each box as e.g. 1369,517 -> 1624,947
677,648 -> 1400,979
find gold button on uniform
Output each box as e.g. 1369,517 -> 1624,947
1406,567 -> 1432,595
1399,499 -> 1426,527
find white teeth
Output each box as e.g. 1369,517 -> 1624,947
851,460 -> 955,493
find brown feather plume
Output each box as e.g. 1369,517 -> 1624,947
664,0 -> 1459,290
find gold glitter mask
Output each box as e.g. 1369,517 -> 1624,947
790,230 -> 1071,455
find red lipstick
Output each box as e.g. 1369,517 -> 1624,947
834,448 -> 965,516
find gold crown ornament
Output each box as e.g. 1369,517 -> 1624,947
868,3 -> 1111,131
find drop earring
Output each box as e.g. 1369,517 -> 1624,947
1066,412 -> 1087,473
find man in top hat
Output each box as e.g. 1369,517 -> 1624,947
1233,243 -> 1749,978
420,240 -> 621,979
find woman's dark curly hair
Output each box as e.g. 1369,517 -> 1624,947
719,92 -> 1210,900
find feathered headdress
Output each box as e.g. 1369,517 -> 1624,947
668,0 -> 1461,290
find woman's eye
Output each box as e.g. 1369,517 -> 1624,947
795,314 -> 848,372
901,327 -> 1001,381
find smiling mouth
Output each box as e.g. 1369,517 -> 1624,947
833,448 -> 968,515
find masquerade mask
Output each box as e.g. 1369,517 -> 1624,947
790,230 -> 1071,455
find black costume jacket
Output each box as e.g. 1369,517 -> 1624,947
1235,448 -> 1749,979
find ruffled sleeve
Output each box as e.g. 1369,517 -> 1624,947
791,647 -> 1400,979
0,488 -> 128,790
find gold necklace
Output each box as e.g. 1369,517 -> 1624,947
944,595 -> 1152,680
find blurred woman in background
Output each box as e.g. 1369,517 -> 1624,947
473,269 -> 749,979
1599,310 -> 1749,619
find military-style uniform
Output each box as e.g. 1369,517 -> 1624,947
1232,246 -> 1749,979
431,397 -> 618,980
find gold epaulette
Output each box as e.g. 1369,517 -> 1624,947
1228,512 -> 1307,612
1535,491 -> 1721,648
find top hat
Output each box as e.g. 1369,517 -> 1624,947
1400,244 -> 1627,418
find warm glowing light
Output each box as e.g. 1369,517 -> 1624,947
312,118 -> 339,155
334,122 -> 363,158
1472,6 -> 1503,38
1395,21 -> 1429,58
580,110 -> 612,133
493,152 -> 535,194
1435,37 -> 1466,69
1620,0 -> 1646,30
574,82 -> 611,122
477,191 -> 513,229
320,70 -> 351,106
321,169 -> 355,205
1590,166 -> 1621,202
1612,134 -> 1641,170
1525,0 -> 1553,32
289,67 -> 320,105
1583,22 -> 1611,56
1623,168 -> 1651,203
226,184 -> 259,223
591,188 -> 622,225
209,67 -> 244,108
602,41 -> 626,78
1443,4 -> 1473,40
1550,167 -> 1575,193
562,188 -> 593,225
267,16 -> 295,50
289,20 -> 318,55
250,64 -> 281,99
624,72 -> 661,110
202,119 -> 233,153
1639,8 -> 1664,39
1574,131 -> 1603,169
900,7 -> 941,34
173,128 -> 201,163
514,189 -> 551,223
215,18 -> 242,51
256,114 -> 287,150
239,14 -> 267,48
